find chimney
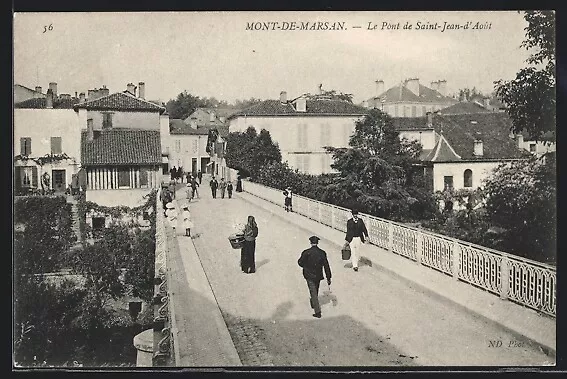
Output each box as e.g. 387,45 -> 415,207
483,97 -> 490,109
209,111 -> 215,122
87,119 -> 94,142
473,133 -> 483,156
138,82 -> 145,99
126,83 -> 136,96
46,89 -> 54,108
100,85 -> 109,97
295,96 -> 307,112
79,92 -> 86,103
375,80 -> 384,97
437,80 -> 447,96
60,94 -> 71,100
49,82 -> 58,98
87,89 -> 95,100
516,134 -> 524,148
75,91 -> 78,98
362,100 -> 368,108
35,86 -> 42,94
426,111 -> 433,127
317,83 -> 323,95
405,78 -> 419,96
280,91 -> 287,104
430,81 -> 439,91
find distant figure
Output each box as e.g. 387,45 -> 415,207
168,179 -> 176,200
219,178 -> 227,199
197,170 -> 203,184
227,181 -> 234,199
345,209 -> 369,272
241,215 -> 259,274
178,166 -> 184,183
236,177 -> 243,192
181,205 -> 193,237
297,236 -> 331,318
185,183 -> 193,202
170,166 -> 177,181
283,187 -> 293,212
210,177 -> 219,198
191,177 -> 200,199
160,188 -> 171,216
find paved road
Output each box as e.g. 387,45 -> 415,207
183,178 -> 553,366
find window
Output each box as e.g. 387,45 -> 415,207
464,169 -> 473,188
140,168 -> 149,187
402,106 -> 406,117
321,154 -> 331,174
394,105 -> 398,117
175,140 -> 181,153
102,113 -> 113,129
444,176 -> 454,190
343,124 -> 351,146
303,154 -> 310,173
297,124 -> 308,149
193,139 -> 198,153
529,143 -> 536,152
422,106 -> 426,116
51,137 -> 62,154
20,137 -> 32,156
22,167 -> 33,186
118,167 -> 130,187
411,106 -> 416,117
320,123 -> 331,146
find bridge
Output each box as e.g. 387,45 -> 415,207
137,176 -> 556,367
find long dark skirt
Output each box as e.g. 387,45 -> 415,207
241,240 -> 256,273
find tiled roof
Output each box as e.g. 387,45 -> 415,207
15,97 -> 80,109
433,113 -> 530,161
170,119 -> 209,135
438,101 -> 492,115
81,129 -> 161,166
228,99 -> 368,119
74,92 -> 166,113
393,112 -> 530,161
371,83 -> 457,104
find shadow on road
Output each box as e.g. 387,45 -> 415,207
256,258 -> 270,270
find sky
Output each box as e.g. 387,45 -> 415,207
14,11 -> 533,104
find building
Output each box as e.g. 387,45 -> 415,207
227,91 -> 368,175
14,84 -> 80,195
14,83 -> 47,104
168,119 -> 210,175
366,78 -> 457,117
184,107 -> 236,127
392,112 -> 531,192
75,83 -> 167,207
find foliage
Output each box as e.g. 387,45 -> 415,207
455,87 -> 484,102
14,153 -> 73,166
306,88 -> 354,103
233,97 -> 263,109
225,126 -> 281,179
494,10 -> 556,142
14,196 -> 76,274
482,158 -> 556,263
165,91 -> 211,120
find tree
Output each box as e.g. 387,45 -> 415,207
326,109 -> 434,220
306,87 -> 354,103
233,97 -> 263,109
494,11 -> 556,142
482,158 -> 556,263
224,126 -> 281,178
456,87 -> 484,102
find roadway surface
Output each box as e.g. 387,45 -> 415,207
175,178 -> 553,366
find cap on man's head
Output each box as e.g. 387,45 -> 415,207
351,209 -> 359,215
309,236 -> 320,244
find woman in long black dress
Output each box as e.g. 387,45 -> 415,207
241,215 -> 258,274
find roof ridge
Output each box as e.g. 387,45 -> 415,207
121,91 -> 166,109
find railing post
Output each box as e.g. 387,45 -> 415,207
318,202 -> 322,224
500,257 -> 510,300
388,222 -> 394,251
452,239 -> 461,280
415,230 -> 423,266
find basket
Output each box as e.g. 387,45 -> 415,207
228,234 -> 245,249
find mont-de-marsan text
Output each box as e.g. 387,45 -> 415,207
246,21 -> 346,31
369,21 -> 493,32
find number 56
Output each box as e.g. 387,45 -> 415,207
43,24 -> 53,33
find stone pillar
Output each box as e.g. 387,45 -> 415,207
133,329 -> 154,367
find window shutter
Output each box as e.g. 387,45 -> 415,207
31,167 -> 38,187
20,138 -> 25,156
14,167 -> 22,193
140,168 -> 149,187
51,137 -> 62,154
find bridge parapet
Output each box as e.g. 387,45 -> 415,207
243,180 -> 556,317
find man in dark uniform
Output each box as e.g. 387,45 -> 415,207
298,236 -> 332,318
210,176 -> 218,198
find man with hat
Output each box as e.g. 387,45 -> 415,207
283,187 -> 293,212
345,209 -> 369,272
297,235 -> 332,318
